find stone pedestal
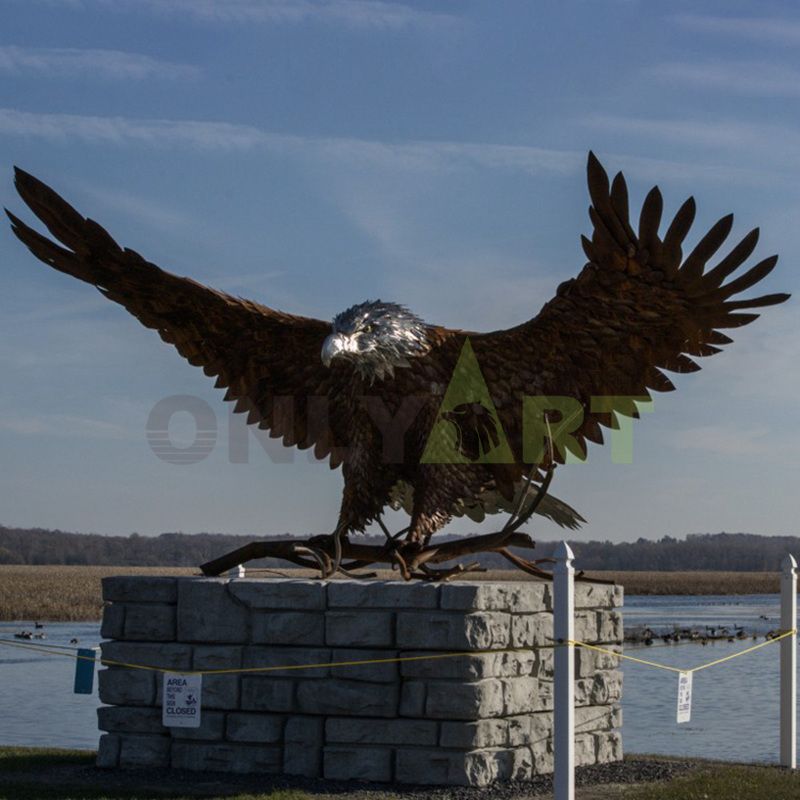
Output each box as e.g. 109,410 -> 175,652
97,575 -> 623,786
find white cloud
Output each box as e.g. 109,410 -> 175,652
0,412 -> 131,439
0,107 -> 582,173
20,0 -> 458,30
585,113 -> 800,173
79,184 -> 198,233
648,60 -> 800,98
674,14 -> 800,46
0,45 -> 198,80
0,107 -> 782,188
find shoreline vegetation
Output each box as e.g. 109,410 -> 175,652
0,565 -> 790,623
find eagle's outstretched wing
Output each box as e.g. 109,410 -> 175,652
6,168 -> 351,466
472,152 -> 790,462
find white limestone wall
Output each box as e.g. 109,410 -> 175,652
96,576 -> 623,786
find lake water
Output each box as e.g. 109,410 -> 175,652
0,594 -> 795,762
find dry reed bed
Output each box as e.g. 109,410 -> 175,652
0,565 -> 785,622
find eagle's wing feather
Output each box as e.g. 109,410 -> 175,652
471,152 -> 790,462
7,167 -> 350,466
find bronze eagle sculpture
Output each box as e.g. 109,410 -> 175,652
6,153 -> 789,579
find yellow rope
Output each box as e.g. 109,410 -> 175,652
1,629 -> 794,677
569,629 -> 796,675
0,637 -> 547,675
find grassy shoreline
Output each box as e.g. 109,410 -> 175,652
1,747 -> 799,800
0,565 -> 786,623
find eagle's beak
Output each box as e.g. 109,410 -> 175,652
321,333 -> 348,367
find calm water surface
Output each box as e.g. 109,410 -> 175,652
0,594 -> 795,761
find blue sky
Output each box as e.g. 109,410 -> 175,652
0,0 -> 797,542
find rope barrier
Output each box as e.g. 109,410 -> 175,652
0,629 -> 794,677
568,629 -> 796,675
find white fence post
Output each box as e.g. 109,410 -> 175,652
554,541 -> 575,800
781,553 -> 797,769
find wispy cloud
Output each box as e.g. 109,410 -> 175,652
0,45 -> 198,80
586,113 -> 800,172
674,14 -> 800,46
0,107 -> 581,174
0,107 -> 781,188
648,60 -> 800,98
0,412 -> 131,439
22,0 -> 458,30
79,184 -> 198,233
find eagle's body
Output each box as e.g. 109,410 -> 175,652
6,154 -> 789,547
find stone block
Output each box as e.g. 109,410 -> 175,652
507,712 -> 552,746
440,718 -> 508,748
502,677 -> 552,715
575,671 -> 623,706
169,711 -> 225,741
575,704 -> 620,733
395,748 -> 500,787
297,679 -> 398,717
533,648 -> 554,678
202,675 -> 240,710
531,739 -> 554,774
440,582 -> 549,613
596,610 -> 623,643
396,612 -> 510,650
243,646 -> 330,678
226,712 -> 285,743
574,582 -> 620,610
325,611 -> 394,647
510,612 -> 552,647
118,733 -> 171,768
103,576 -> 177,604
327,717 -> 438,746
100,604 -> 125,640
575,644 -> 620,677
177,579 -> 248,643
575,610 -> 599,643
329,649 -> 397,683
193,645 -> 243,671
596,730 -> 623,763
98,668 -> 155,706
122,603 -> 176,642
575,732 -> 597,767
96,733 -> 120,768
252,612 -> 325,646
284,716 -> 324,777
324,746 -> 392,782
426,678 -> 505,719
171,742 -> 282,773
98,705 -> 163,734
328,580 -> 438,609
240,677 -> 295,712
399,681 -> 426,717
101,641 -> 192,672
401,649 -> 535,680
229,579 -> 326,610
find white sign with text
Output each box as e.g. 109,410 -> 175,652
162,672 -> 202,728
676,671 -> 693,724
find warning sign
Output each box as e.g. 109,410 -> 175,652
676,671 -> 693,724
162,672 -> 202,728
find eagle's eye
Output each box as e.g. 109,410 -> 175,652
362,323 -> 374,334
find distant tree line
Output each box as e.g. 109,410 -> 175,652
0,526 -> 797,571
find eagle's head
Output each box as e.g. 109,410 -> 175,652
321,300 -> 430,381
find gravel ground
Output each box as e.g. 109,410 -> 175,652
0,755 -> 698,798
